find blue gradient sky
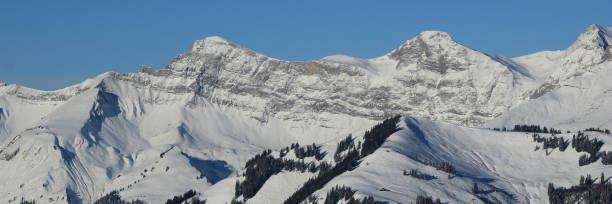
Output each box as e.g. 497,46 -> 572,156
1,1 -> 610,90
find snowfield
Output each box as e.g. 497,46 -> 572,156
315,117 -> 612,204
203,117 -> 612,203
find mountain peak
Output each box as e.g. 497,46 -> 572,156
387,30 -> 465,66
568,24 -> 610,51
189,35 -> 239,53
396,30 -> 460,50
558,24 -> 612,68
586,24 -> 604,32
416,30 -> 454,42
203,36 -> 230,44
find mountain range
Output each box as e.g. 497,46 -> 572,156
1,24 -> 611,204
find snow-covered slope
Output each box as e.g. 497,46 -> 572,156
0,75 -> 105,144
201,117 -> 612,203
0,70 -> 377,203
325,117 -> 611,204
0,75 -> 365,203
487,24 -> 612,130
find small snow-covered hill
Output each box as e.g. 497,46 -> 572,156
203,117 -> 612,203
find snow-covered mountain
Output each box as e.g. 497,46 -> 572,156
1,24 -> 612,203
145,29 -> 540,127
487,24 -> 612,130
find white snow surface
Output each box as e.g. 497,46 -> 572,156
486,24 -> 612,130
0,72 -> 375,203
203,117 -> 612,203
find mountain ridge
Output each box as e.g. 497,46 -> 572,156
6,28 -> 543,127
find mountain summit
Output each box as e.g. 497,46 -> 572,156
189,36 -> 239,53
563,24 -> 612,68
568,24 -> 611,51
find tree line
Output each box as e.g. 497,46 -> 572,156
403,169 -> 436,180
532,134 -> 567,151
281,143 -> 325,160
283,116 -> 402,204
572,132 -> 603,166
532,131 -> 609,166
548,173 -> 612,203
93,191 -> 145,204
322,185 -> 376,204
601,151 -> 612,165
234,148 -> 324,201
584,127 -> 611,135
413,155 -> 457,177
283,149 -> 361,204
511,124 -> 562,134
165,189 -> 199,204
334,134 -> 357,162
19,199 -> 37,204
360,116 -> 402,157
415,195 -> 442,204
233,141 -> 332,202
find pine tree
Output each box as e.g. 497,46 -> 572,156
190,197 -> 201,204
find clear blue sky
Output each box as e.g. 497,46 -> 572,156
1,1 -> 610,90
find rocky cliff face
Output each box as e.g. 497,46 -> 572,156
103,31 -> 537,128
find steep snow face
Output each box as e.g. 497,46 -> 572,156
511,50 -> 565,81
0,74 -> 108,145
